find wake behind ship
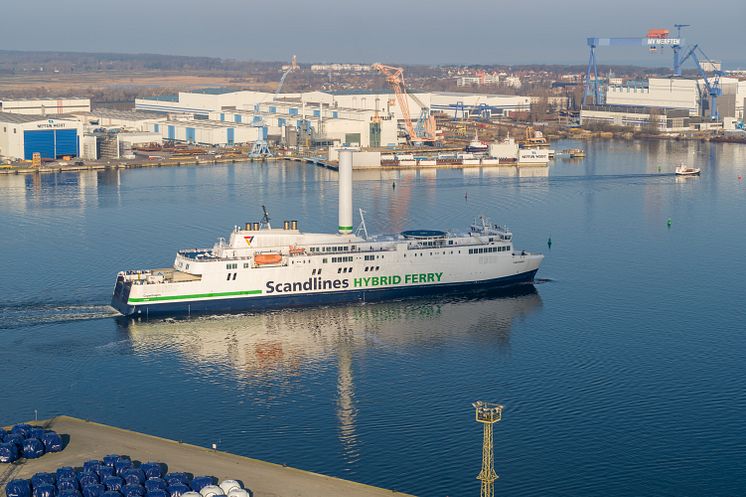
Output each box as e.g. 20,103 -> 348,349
111,150 -> 543,317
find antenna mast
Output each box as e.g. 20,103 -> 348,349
473,401 -> 503,497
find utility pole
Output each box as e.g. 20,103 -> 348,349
473,401 -> 503,497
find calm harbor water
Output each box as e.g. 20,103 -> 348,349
1,139 -> 745,496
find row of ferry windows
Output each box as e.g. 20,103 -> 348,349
227,263 -> 251,270
309,246 -> 351,253
331,256 -> 353,263
468,246 -> 508,255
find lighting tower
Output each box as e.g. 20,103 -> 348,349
473,401 -> 503,497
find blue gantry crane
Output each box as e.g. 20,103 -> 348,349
583,25 -> 723,120
679,45 -> 723,120
584,25 -> 687,105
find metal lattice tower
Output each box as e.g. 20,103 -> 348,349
473,401 -> 503,497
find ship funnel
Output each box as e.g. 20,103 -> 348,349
338,149 -> 353,234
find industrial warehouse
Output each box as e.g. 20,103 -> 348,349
0,31 -> 744,168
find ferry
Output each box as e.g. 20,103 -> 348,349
111,150 -> 543,317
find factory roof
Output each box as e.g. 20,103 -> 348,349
189,88 -> 248,95
75,108 -> 165,120
140,95 -> 179,102
163,119 -> 261,129
0,112 -> 79,124
0,97 -> 89,102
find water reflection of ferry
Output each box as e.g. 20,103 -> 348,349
121,286 -> 542,376
121,287 -> 541,465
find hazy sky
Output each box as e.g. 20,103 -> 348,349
3,0 -> 745,67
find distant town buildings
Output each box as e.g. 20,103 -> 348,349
309,64 -> 372,72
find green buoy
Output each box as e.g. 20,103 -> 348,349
547,237 -> 552,249
667,218 -> 672,228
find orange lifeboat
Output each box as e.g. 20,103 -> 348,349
254,253 -> 282,265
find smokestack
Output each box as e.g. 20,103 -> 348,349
338,149 -> 353,234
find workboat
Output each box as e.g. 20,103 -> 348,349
111,150 -> 543,317
675,164 -> 701,176
464,131 -> 489,153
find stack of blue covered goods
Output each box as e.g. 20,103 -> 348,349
4,456 -> 250,497
0,424 -> 64,463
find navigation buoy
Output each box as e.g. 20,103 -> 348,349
667,218 -> 672,228
547,237 -> 552,249
392,181 -> 396,189
739,175 -> 743,181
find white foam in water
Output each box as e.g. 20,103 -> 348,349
0,303 -> 120,330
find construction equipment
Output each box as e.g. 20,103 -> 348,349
275,55 -> 298,98
584,25 -> 687,105
680,45 -> 723,120
473,401 -> 503,497
371,63 -> 436,143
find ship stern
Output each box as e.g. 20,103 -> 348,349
111,273 -> 136,316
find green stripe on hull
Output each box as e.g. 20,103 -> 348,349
129,289 -> 262,303
338,225 -> 353,231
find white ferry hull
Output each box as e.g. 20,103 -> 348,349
112,267 -> 540,317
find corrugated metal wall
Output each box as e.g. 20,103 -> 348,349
24,130 -> 55,160
23,129 -> 78,160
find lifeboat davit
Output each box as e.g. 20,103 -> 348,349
254,253 -> 282,265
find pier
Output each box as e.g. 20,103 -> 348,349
0,416 -> 410,497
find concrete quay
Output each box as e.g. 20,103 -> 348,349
1,416 -> 412,497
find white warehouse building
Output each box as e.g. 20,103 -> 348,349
150,120 -> 264,146
605,77 -> 746,119
606,78 -> 700,116
0,98 -> 91,116
0,113 -> 83,160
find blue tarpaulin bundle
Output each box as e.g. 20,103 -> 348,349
114,458 -> 132,475
101,491 -> 123,497
166,484 -> 190,497
32,474 -> 56,488
78,473 -> 99,488
29,428 -> 47,440
121,469 -> 145,486
4,434 -> 26,447
41,432 -> 64,453
59,490 -> 82,497
0,443 -> 19,463
140,463 -> 163,480
22,438 -> 45,459
84,461 -> 102,474
143,480 -> 166,493
188,477 -> 214,493
57,479 -> 79,492
11,425 -> 32,438
103,455 -> 119,467
82,484 -> 105,497
163,475 -> 190,487
97,467 -> 115,479
6,479 -> 32,497
103,477 -> 124,492
33,484 -> 56,497
122,485 -> 144,497
145,490 -> 167,497
56,468 -> 76,482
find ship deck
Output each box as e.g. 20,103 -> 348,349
0,416 -> 410,497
